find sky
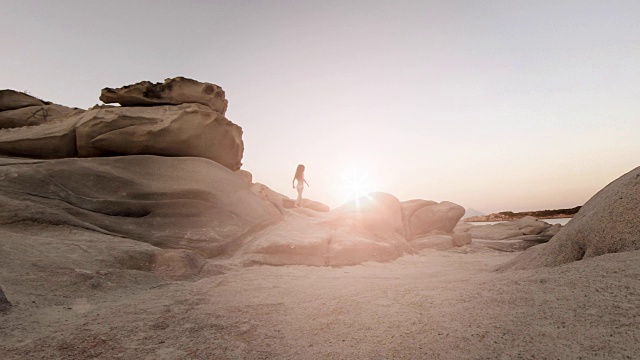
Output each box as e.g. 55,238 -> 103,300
2,0 -> 639,213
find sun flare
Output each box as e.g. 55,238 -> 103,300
338,168 -> 375,203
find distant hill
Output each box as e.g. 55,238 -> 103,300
465,206 -> 581,222
463,208 -> 485,219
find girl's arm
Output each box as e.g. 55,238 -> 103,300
292,178 -> 296,189
304,179 -> 309,186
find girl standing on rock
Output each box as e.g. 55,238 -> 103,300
292,164 -> 310,207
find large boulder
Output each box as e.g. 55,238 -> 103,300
498,167 -> 640,271
0,90 -> 48,112
75,103 -> 243,170
334,193 -> 405,237
0,156 -> 281,257
406,201 -> 465,239
100,77 -> 228,115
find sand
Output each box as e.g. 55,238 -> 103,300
1,223 -> 639,359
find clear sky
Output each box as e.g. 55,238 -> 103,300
2,0 -> 639,213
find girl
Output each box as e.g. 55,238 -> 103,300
292,164 -> 310,207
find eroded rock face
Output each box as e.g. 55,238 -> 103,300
0,90 -> 49,112
100,77 -> 228,114
497,167 -> 640,271
0,104 -> 82,130
75,103 -> 243,170
0,156 -> 281,257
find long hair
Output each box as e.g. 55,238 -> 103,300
294,164 -> 305,181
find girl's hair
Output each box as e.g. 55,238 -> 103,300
294,164 -> 305,181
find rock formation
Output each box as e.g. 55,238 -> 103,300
0,90 -> 49,111
0,79 -> 243,170
0,156 -> 281,257
498,166 -> 640,270
465,216 -> 551,240
75,103 -> 243,170
403,200 -> 465,239
100,77 -> 228,115
239,193 -> 415,266
0,78 -> 470,269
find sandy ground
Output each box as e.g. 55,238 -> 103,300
1,229 -> 640,359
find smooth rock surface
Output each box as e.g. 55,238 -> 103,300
75,103 -> 243,170
407,201 -> 465,239
334,193 -> 405,237
452,232 -> 472,247
410,234 -> 455,251
468,216 -> 551,240
0,156 -> 281,257
100,77 -> 228,114
0,90 -> 48,112
498,167 -> 640,270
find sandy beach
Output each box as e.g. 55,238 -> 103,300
2,222 -> 639,359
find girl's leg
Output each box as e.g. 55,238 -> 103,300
296,188 -> 303,207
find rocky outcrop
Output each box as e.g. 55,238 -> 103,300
100,77 -> 228,115
0,104 -> 82,130
75,103 -> 243,170
0,114 -> 81,158
0,90 -> 49,112
0,156 -> 281,257
404,200 -> 465,239
239,193 -> 415,266
467,216 -> 551,240
497,166 -> 640,271
334,193 -> 406,237
411,234 -> 455,251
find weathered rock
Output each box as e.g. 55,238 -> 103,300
541,223 -> 563,236
0,156 -> 281,257
469,216 -> 551,240
400,199 -> 438,231
411,234 -> 455,251
0,90 -> 49,112
0,285 -> 10,313
301,199 -> 330,212
497,167 -> 640,271
234,169 -> 253,186
0,104 -> 82,130
75,103 -> 243,170
407,201 -> 465,239
454,221 -> 475,233
100,77 -> 228,114
240,193 -> 415,266
452,232 -> 472,247
251,183 -> 287,214
0,113 -> 82,158
238,202 -> 414,266
334,193 -> 405,237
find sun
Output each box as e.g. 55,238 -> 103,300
338,168 -> 375,203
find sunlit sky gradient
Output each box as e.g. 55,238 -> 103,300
2,1 -> 639,213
